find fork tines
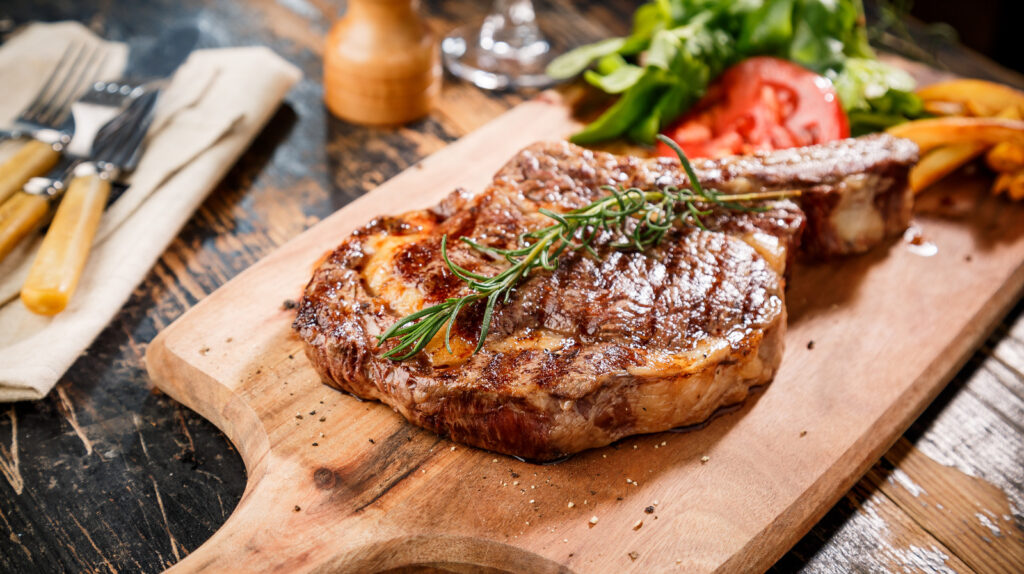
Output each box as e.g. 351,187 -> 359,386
91,89 -> 159,168
20,40 -> 110,127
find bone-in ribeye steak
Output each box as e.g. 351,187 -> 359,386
294,134 -> 918,460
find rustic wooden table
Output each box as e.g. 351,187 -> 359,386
1,1 -> 1022,572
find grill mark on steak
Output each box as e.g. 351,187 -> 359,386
490,228 -> 782,350
295,135 -> 918,460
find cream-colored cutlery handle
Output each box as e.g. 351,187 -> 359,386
0,140 -> 61,203
0,191 -> 51,264
21,168 -> 111,316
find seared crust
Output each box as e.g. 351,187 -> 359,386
294,136 -> 916,460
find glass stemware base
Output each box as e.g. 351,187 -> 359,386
441,0 -> 561,90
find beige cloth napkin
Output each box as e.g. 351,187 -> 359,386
0,22 -> 302,401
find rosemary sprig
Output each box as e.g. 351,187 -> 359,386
377,135 -> 798,361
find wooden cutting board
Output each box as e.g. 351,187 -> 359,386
146,94 -> 1024,573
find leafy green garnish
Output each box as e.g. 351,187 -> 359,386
547,0 -> 923,145
545,38 -> 626,80
571,68 -> 668,144
828,58 -> 927,135
584,64 -> 645,94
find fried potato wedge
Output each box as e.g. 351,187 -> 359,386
990,103 -> 1022,122
911,143 -> 988,193
987,142 -> 1024,173
888,117 -> 1024,153
917,80 -> 1024,117
993,172 -> 1014,196
1009,171 -> 1024,200
922,100 -> 966,117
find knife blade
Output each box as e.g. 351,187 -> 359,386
21,91 -> 159,315
0,23 -> 198,266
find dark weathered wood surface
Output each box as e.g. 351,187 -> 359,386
0,1 -> 1022,572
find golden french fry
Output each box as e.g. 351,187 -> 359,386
986,142 -> 1024,173
993,172 -> 1013,195
910,143 -> 988,193
999,105 -> 1023,121
917,79 -> 1024,117
922,100 -> 967,117
887,117 -> 1024,153
965,100 -> 991,118
1010,171 -> 1024,200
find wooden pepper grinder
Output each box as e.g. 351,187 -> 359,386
323,0 -> 440,125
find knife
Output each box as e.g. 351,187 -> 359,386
0,23 -> 199,265
21,91 -> 158,315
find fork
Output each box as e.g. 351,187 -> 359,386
0,42 -> 112,263
0,41 -> 109,203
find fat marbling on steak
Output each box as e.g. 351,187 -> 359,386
294,134 -> 918,460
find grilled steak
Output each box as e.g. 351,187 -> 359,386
497,133 -> 918,258
294,135 -> 917,460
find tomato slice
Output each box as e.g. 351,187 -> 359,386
656,57 -> 849,159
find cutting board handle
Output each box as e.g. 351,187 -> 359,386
169,510 -> 569,573
148,330 -> 568,574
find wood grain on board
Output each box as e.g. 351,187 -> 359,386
146,92 -> 1024,572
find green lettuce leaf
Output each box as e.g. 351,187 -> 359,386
830,58 -> 925,136
570,69 -> 668,144
546,38 -> 627,80
584,64 -> 646,94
